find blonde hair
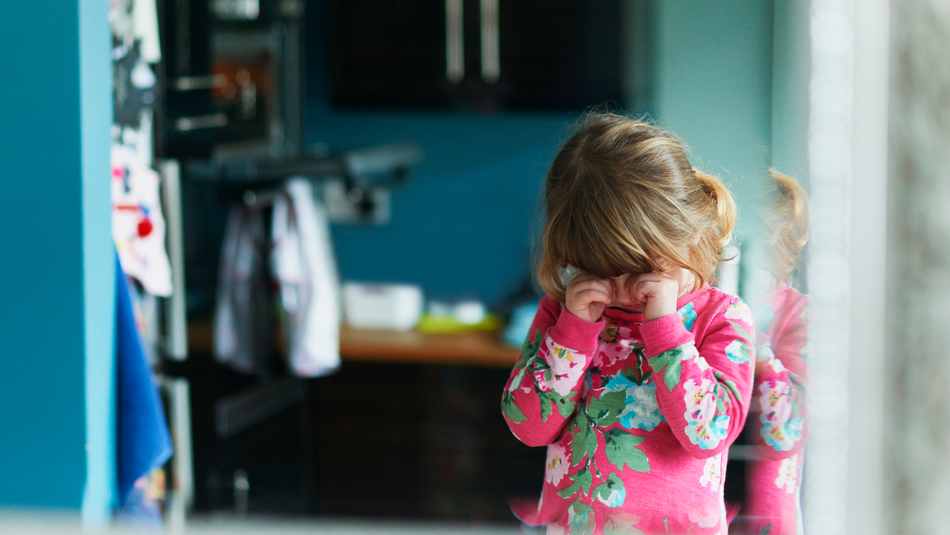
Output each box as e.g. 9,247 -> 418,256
765,170 -> 810,285
537,113 -> 737,302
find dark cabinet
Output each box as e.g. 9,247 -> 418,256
329,0 -> 629,112
330,1 -> 449,109
157,0 -> 305,160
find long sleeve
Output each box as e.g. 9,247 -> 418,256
751,293 -> 810,460
643,299 -> 756,458
502,295 -> 604,447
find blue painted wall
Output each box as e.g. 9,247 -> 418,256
652,1 -> 775,238
772,0 -> 811,181
80,0 -> 118,524
0,0 -> 114,518
306,1 -> 775,304
307,110 -> 574,305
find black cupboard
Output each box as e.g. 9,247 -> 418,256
328,0 -> 653,112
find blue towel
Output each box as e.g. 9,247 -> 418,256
115,250 -> 173,504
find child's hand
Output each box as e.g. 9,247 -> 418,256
565,272 -> 613,322
631,272 -> 680,321
633,261 -> 694,322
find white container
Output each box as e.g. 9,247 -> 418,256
342,282 -> 424,330
452,300 -> 486,325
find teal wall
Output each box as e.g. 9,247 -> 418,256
772,0 -> 811,181
652,0 -> 775,239
306,110 -> 574,305
0,0 -> 115,521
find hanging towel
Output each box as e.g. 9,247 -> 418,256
272,178 -> 341,377
132,0 -> 161,63
214,204 -> 274,374
116,249 -> 173,504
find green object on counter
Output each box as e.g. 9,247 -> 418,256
416,312 -> 504,334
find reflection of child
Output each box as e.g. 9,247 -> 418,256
501,114 -> 755,534
739,171 -> 811,535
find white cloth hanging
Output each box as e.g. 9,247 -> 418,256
132,0 -> 161,63
271,178 -> 341,377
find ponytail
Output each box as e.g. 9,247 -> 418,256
768,170 -> 810,283
770,170 -> 809,250
694,170 -> 737,251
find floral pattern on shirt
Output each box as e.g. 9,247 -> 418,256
604,514 -> 646,535
678,302 -> 697,330
543,339 -> 587,396
699,454 -> 723,491
768,357 -> 787,373
620,383 -> 664,432
725,300 -> 754,326
502,329 -> 578,425
758,380 -> 805,451
682,344 -> 711,371
569,502 -> 597,535
683,378 -> 731,450
774,454 -> 801,494
599,322 -> 639,366
594,473 -> 627,508
546,443 -> 570,485
688,504 -> 721,529
725,339 -> 750,364
603,374 -> 665,432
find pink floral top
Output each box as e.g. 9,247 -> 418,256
502,284 -> 755,534
740,283 -> 810,535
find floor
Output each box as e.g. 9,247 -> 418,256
0,512 -> 537,535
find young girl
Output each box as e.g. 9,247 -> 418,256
502,114 -> 755,534
735,171 -> 810,535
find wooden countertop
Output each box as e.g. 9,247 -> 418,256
188,319 -> 520,368
340,325 -> 519,367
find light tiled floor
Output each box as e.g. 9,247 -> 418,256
0,512 -> 532,535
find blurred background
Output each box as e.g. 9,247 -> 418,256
1,0 -> 944,533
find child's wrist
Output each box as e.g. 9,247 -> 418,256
565,303 -> 588,321
644,304 -> 675,322
551,306 -> 605,356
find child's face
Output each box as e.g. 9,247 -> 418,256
606,261 -> 694,312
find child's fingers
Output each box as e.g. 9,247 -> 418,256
634,279 -> 667,304
575,287 -> 611,305
570,280 -> 611,303
569,275 -> 613,297
565,276 -> 611,321
576,278 -> 612,295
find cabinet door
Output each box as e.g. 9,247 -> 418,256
330,0 -> 451,109
329,0 -> 624,111
495,0 -> 623,110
